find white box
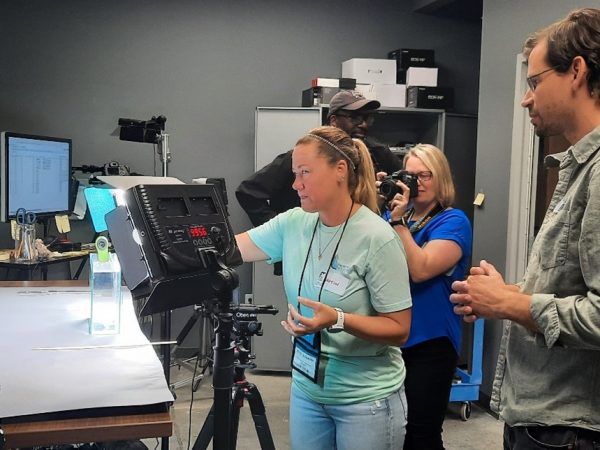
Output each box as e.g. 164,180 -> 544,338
312,77 -> 340,88
354,84 -> 377,100
372,84 -> 407,108
342,58 -> 397,85
406,67 -> 438,87
355,84 -> 407,108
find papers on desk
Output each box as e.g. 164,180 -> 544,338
0,287 -> 174,418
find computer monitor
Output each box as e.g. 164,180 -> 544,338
0,131 -> 72,222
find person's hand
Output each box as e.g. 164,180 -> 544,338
450,260 -> 517,321
387,180 -> 410,221
280,297 -> 338,337
458,265 -> 488,322
376,171 -> 388,183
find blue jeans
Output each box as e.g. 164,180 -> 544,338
289,383 -> 407,450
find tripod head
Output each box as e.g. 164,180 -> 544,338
231,304 -> 278,370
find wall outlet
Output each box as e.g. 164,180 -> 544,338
244,294 -> 253,304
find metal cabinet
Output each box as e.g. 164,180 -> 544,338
252,107 -> 321,371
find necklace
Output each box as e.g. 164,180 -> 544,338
317,224 -> 342,260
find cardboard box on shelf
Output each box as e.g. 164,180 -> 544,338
406,67 -> 438,87
342,58 -> 397,85
388,48 -> 435,69
353,84 -> 406,108
406,86 -> 454,109
354,84 -> 377,100
311,77 -> 356,89
302,86 -> 341,106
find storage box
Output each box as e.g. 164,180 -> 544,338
342,58 -> 397,85
406,67 -> 438,87
406,86 -> 454,109
311,77 -> 356,89
388,48 -> 435,69
370,84 -> 407,108
302,86 -> 341,106
396,68 -> 407,84
354,84 -> 377,100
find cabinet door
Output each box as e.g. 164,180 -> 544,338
252,107 -> 321,371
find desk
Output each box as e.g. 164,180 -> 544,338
1,411 -> 172,448
0,281 -> 174,449
0,251 -> 89,281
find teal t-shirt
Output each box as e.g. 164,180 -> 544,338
248,206 -> 412,404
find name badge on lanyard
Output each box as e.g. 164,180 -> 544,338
292,333 -> 321,383
316,270 -> 349,296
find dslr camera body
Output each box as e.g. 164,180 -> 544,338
379,170 -> 419,202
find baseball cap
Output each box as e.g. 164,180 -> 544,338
328,90 -> 381,116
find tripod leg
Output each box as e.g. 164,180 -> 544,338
230,385 -> 245,450
245,383 -> 276,450
192,403 -> 215,450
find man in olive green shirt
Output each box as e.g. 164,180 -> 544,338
451,8 -> 600,449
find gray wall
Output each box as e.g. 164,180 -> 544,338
476,0 -> 586,396
0,0 -> 481,295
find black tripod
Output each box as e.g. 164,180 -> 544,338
192,302 -> 278,450
171,304 -> 214,392
193,361 -> 275,450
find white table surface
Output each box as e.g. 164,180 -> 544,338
0,286 -> 174,418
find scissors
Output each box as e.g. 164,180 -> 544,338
16,208 -> 37,226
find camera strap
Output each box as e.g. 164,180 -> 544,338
403,202 -> 445,234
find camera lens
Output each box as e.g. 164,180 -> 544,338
379,179 -> 399,202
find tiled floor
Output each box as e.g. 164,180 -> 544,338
144,362 -> 504,450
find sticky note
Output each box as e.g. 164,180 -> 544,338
473,193 -> 485,206
55,215 -> 71,233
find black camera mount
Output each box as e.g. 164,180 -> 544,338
191,301 -> 278,450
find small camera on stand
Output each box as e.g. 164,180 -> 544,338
118,115 -> 166,144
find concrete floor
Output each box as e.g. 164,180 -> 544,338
143,361 -> 504,450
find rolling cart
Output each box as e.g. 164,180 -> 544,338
449,318 -> 484,421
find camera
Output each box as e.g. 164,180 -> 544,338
379,170 -> 419,202
118,114 -> 166,144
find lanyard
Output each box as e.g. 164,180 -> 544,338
296,201 -> 354,311
403,203 -> 445,234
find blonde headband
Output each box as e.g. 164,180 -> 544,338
307,133 -> 356,171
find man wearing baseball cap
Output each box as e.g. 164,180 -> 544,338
236,90 -> 401,241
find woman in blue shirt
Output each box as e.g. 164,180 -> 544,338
236,126 -> 412,450
385,144 -> 472,450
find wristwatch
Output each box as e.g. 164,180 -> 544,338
389,217 -> 407,228
327,307 -> 345,333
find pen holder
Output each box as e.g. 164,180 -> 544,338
14,224 -> 38,261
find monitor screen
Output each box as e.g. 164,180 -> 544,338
1,132 -> 72,222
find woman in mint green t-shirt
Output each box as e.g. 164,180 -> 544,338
236,126 -> 412,450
